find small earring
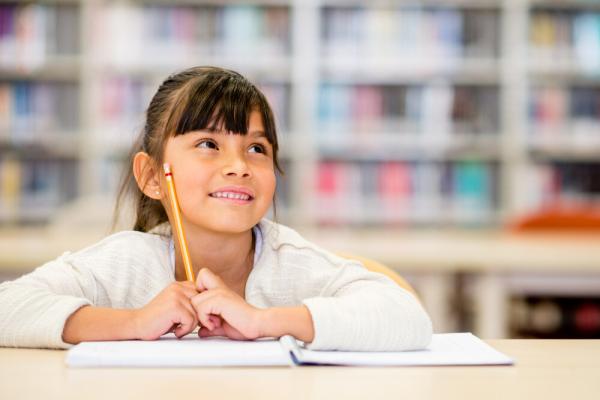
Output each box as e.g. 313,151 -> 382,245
155,191 -> 160,195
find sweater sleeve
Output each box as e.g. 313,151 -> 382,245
301,259 -> 433,351
0,253 -> 97,349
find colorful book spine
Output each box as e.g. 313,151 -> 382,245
451,161 -> 493,222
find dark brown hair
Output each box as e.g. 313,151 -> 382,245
113,66 -> 282,233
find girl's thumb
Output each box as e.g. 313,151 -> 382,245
196,268 -> 224,291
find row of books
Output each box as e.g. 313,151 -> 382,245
530,86 -> 600,136
510,296 -> 600,339
0,81 -> 79,142
313,160 -> 496,225
0,3 -> 79,69
98,4 -> 289,67
0,157 -> 78,223
321,7 -> 499,59
318,84 -> 499,135
525,162 -> 600,209
529,10 -> 600,72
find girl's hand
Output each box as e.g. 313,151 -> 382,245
192,268 -> 264,340
131,281 -> 199,340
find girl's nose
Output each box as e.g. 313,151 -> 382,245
222,152 -> 251,178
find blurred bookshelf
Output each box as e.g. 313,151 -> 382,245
1,0 -> 600,337
2,0 -> 599,228
510,295 -> 600,338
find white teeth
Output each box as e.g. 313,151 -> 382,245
211,192 -> 251,200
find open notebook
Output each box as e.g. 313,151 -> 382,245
66,332 -> 513,367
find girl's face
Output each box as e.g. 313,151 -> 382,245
161,110 -> 276,234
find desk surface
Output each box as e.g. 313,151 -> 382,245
1,340 -> 599,400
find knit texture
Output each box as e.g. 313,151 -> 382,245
0,219 -> 432,350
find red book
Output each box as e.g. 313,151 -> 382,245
378,161 -> 411,199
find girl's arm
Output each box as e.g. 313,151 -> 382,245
299,259 -> 433,351
0,255 -> 96,348
0,243 -> 199,348
62,306 -> 137,343
63,280 -> 199,344
259,306 -> 314,343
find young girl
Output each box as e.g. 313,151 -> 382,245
0,66 -> 432,351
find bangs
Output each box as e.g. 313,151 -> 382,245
164,71 -> 278,147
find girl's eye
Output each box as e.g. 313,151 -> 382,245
249,144 -> 266,154
196,140 -> 218,150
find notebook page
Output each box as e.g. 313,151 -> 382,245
66,334 -> 290,367
290,333 -> 514,366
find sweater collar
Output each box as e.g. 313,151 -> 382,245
167,224 -> 263,276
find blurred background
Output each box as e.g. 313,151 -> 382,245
1,0 -> 600,339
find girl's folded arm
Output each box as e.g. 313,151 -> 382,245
0,254 -> 99,349
300,260 -> 433,352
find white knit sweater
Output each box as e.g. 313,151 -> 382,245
0,219 -> 432,351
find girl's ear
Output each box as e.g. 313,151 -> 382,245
133,151 -> 162,200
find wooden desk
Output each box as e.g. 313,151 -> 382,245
1,340 -> 599,400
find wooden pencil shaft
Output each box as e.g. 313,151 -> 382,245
163,164 -> 195,282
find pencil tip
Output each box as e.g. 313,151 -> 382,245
163,163 -> 171,173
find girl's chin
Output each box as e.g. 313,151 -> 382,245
189,218 -> 259,234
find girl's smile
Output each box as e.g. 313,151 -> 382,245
209,185 -> 255,205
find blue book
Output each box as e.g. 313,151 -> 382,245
453,161 -> 491,209
573,12 -> 600,75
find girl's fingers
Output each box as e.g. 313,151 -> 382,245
198,327 -> 227,338
193,296 -> 219,331
173,305 -> 198,338
170,298 -> 199,338
198,322 -> 247,341
222,322 -> 249,341
208,315 -> 222,328
182,299 -> 199,327
190,289 -> 219,312
196,268 -> 225,292
176,281 -> 199,299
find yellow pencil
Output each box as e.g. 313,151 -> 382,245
163,163 -> 195,282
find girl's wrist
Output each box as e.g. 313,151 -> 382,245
63,307 -> 141,344
129,309 -> 145,340
259,306 -> 315,343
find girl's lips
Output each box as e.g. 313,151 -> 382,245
209,186 -> 255,198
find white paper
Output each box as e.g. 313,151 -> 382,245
66,332 -> 513,368
288,333 -> 514,366
66,334 -> 290,367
